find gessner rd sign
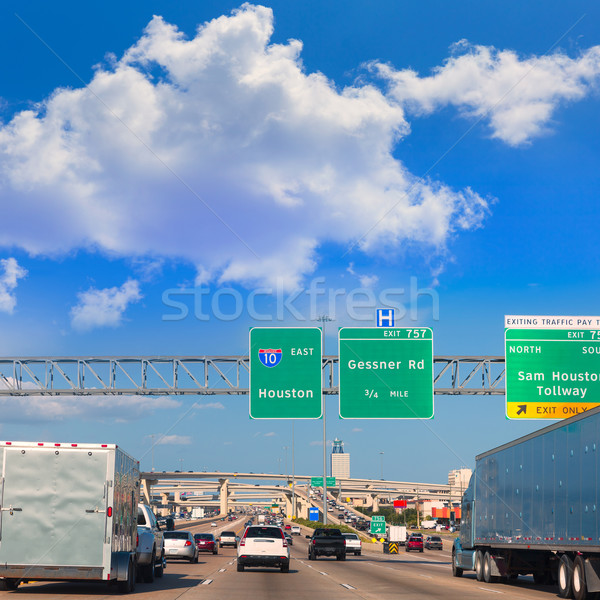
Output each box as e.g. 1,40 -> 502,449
338,327 -> 433,419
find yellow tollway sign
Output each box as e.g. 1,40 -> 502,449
505,315 -> 600,419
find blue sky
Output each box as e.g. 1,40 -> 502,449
1,1 -> 600,484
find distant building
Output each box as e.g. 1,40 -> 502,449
448,468 -> 472,503
331,438 -> 350,479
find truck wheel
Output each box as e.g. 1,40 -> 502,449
155,552 -> 165,578
1,579 -> 20,590
573,556 -> 588,600
281,563 -> 289,573
308,551 -> 314,560
118,558 -> 136,594
483,552 -> 500,584
144,551 -> 156,583
558,554 -> 574,599
237,562 -> 245,572
474,550 -> 484,582
451,550 -> 463,578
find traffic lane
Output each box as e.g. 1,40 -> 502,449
291,535 -> 558,600
185,547 -> 359,600
0,543 -> 242,599
0,550 -> 230,600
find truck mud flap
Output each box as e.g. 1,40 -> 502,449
489,554 -> 507,577
584,557 -> 600,593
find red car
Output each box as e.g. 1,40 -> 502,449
194,533 -> 218,554
284,524 -> 292,530
405,534 -> 424,553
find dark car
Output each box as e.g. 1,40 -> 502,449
425,535 -> 443,550
406,533 -> 424,552
194,533 -> 218,554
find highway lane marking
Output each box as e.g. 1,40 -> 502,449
319,571 -> 329,576
341,583 -> 357,590
419,574 -> 433,579
478,587 -> 503,594
201,579 -> 213,585
219,568 -> 227,572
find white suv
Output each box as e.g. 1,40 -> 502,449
237,526 -> 290,572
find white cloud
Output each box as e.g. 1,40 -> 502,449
376,41 -> 600,146
0,5 -> 490,288
352,427 -> 363,433
264,432 -> 276,437
70,279 -> 142,331
0,258 -> 27,314
194,402 -> 225,410
359,274 -> 379,288
0,391 -> 180,424
155,434 -> 191,445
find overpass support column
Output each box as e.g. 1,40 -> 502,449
285,495 -> 293,518
371,494 -> 379,513
219,479 -> 229,515
297,498 -> 309,519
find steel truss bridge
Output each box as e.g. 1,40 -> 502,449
0,355 -> 505,396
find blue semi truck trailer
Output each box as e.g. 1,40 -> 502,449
453,405 -> 600,599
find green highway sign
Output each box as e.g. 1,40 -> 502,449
249,327 -> 322,419
370,518 -> 386,535
371,515 -> 385,521
339,327 -> 434,419
310,477 -> 336,487
505,315 -> 600,419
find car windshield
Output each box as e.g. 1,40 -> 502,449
164,532 -> 190,540
245,527 -> 283,539
195,534 -> 213,540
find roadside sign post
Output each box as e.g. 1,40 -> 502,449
249,327 -> 322,419
505,315 -> 600,419
339,327 -> 434,419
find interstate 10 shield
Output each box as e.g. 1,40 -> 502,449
249,327 -> 322,419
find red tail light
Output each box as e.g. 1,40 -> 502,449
136,534 -> 139,546
185,540 -> 192,546
282,539 -> 288,548
312,539 -> 316,545
240,539 -> 246,547
107,507 -> 112,517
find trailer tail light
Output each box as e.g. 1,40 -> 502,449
107,507 -> 112,517
185,541 -> 192,546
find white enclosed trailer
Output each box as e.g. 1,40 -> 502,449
0,441 -> 140,592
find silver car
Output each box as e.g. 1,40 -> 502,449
164,531 -> 198,563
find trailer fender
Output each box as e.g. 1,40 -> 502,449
584,557 -> 600,593
115,552 -> 136,582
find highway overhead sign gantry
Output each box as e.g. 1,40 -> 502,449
505,315 -> 600,419
249,327 -> 322,419
339,327 -> 434,419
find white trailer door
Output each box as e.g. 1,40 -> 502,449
0,447 -> 109,567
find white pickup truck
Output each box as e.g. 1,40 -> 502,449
136,504 -> 166,582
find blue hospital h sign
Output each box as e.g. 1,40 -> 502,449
376,308 -> 395,327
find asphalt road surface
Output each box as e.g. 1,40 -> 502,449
0,518 -> 561,599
